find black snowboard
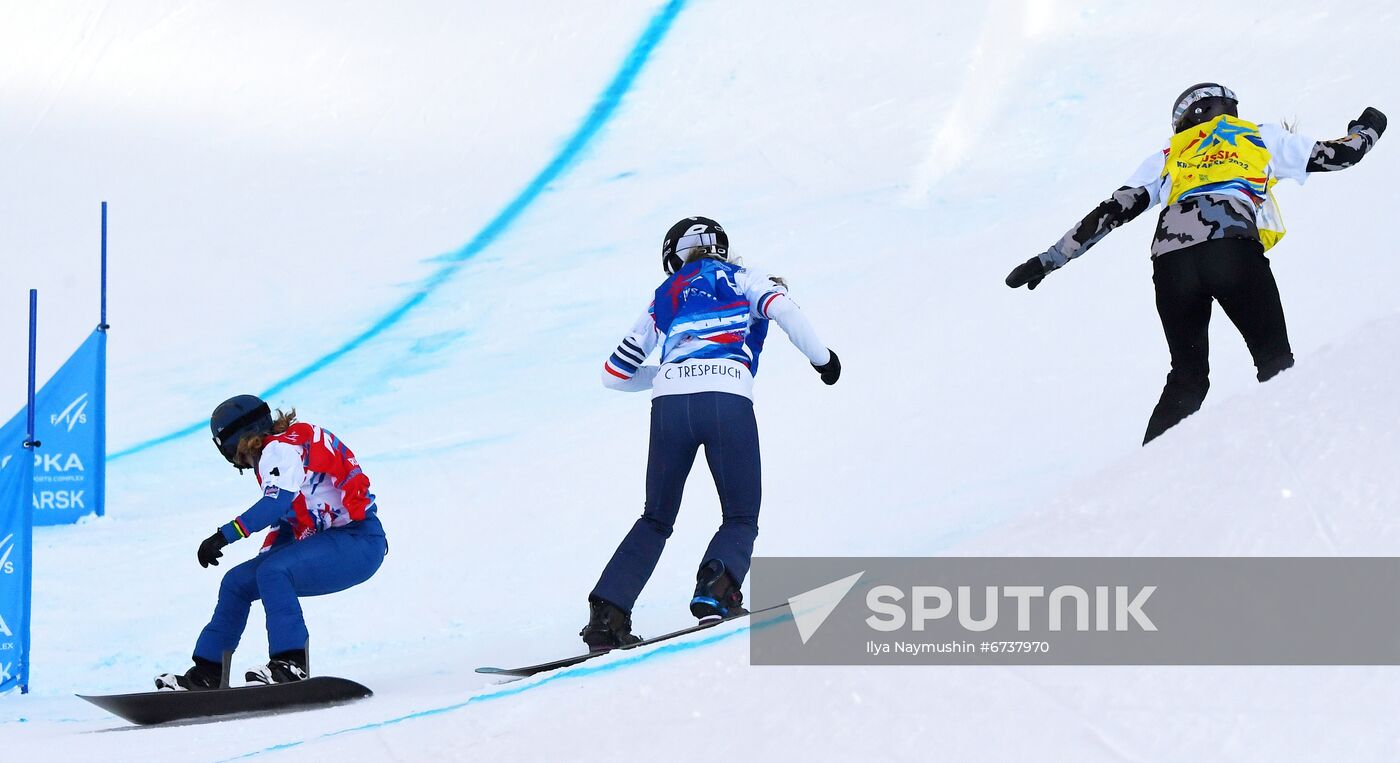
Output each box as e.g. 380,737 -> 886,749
476,603 -> 788,679
78,676 -> 372,726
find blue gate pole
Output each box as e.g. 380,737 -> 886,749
96,202 -> 109,517
25,289 -> 39,450
99,201 -> 109,332
21,289 -> 38,692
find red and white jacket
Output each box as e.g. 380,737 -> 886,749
224,422 -> 376,551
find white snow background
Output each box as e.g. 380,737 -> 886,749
1,0 -> 1398,760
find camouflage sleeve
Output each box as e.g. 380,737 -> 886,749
1306,125 -> 1382,173
1040,186 -> 1153,269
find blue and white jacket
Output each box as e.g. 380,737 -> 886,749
602,258 -> 830,399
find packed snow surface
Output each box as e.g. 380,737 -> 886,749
2,1 -> 1397,760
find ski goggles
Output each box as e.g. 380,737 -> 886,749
670,231 -> 726,258
1172,84 -> 1238,130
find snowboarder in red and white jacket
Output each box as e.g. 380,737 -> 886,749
156,395 -> 387,690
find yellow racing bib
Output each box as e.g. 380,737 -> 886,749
1164,115 -> 1286,250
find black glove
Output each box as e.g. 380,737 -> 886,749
198,531 -> 229,568
813,349 -> 841,385
1005,255 -> 1050,290
1351,107 -> 1387,138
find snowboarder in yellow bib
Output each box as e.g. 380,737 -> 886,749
1005,83 -> 1385,443
1164,114 -> 1287,250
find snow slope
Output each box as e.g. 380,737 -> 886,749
2,0 -> 1398,760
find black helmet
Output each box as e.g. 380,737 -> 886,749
661,216 -> 728,275
210,394 -> 272,466
1172,82 -> 1239,133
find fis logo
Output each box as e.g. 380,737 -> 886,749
0,534 -> 15,575
0,612 -> 11,638
50,394 -> 90,432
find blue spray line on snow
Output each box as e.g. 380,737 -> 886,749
218,615 -> 787,762
110,0 -> 688,461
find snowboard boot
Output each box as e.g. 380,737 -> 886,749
155,656 -> 222,691
579,596 -> 643,653
690,559 -> 747,622
245,649 -> 309,685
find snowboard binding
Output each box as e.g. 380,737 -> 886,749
154,656 -> 224,692
690,559 -> 746,623
580,596 -> 643,652
246,649 -> 309,685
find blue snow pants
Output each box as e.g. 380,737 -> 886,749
194,514 -> 387,661
591,392 -> 761,612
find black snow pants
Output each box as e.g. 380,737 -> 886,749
1143,238 -> 1295,444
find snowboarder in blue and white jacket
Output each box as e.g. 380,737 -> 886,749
581,216 -> 840,651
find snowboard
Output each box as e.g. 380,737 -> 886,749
78,676 -> 373,726
476,603 -> 788,679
